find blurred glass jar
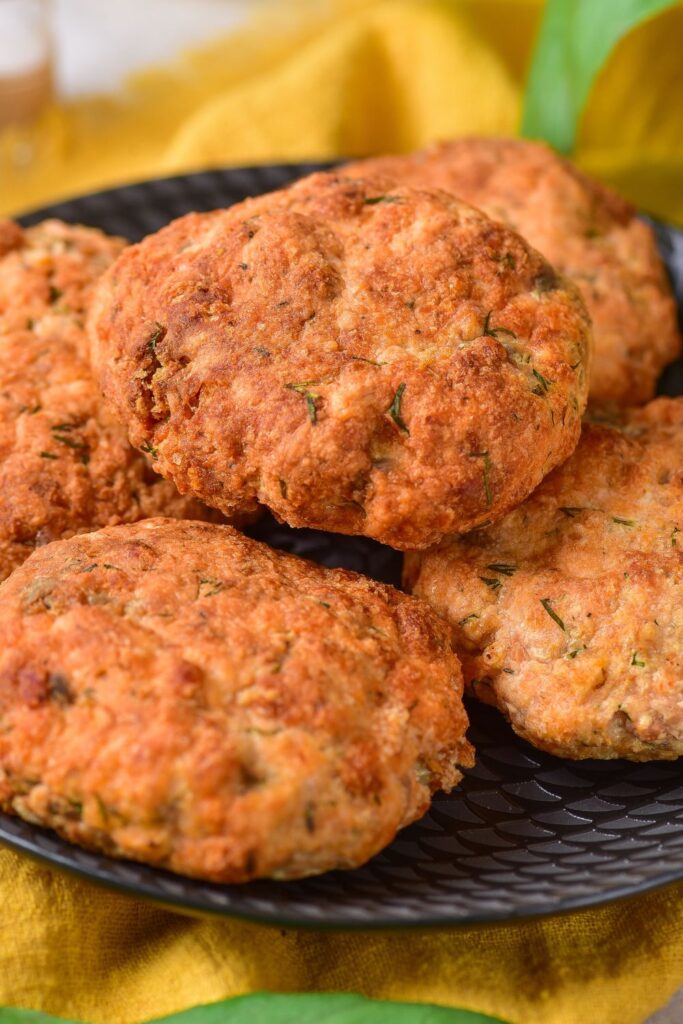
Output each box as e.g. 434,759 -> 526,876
0,0 -> 54,169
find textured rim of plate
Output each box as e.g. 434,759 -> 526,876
3,163 -> 682,929
2,808 -> 683,930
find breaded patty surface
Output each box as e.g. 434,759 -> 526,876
0,220 -> 217,581
0,518 -> 473,882
344,138 -> 681,406
88,172 -> 591,550
0,219 -> 123,345
405,398 -> 683,761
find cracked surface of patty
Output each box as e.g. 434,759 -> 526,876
0,219 -> 220,580
0,518 -> 473,882
344,138 -> 680,406
405,398 -> 683,760
88,171 -> 591,549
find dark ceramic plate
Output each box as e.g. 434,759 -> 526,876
4,164 -> 683,928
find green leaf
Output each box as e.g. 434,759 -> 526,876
522,0 -> 679,152
0,1013 -> 81,1024
0,995 -> 509,1024
153,994 -> 508,1024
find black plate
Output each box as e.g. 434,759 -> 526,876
5,164 -> 683,928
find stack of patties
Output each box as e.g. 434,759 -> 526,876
344,138 -> 683,761
0,144 -> 679,883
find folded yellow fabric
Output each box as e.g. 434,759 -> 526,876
1,0 -> 683,223
1,3 -> 683,1023
1,847 -> 682,1024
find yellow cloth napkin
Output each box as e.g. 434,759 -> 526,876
1,847 -> 683,1024
2,2 -> 683,1022
1,0 -> 683,223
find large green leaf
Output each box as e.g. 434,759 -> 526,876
0,995 -> 509,1024
521,0 -> 680,152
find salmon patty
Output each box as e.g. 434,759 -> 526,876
344,138 -> 680,406
0,218 -> 124,345
0,518 -> 473,881
0,219 -> 219,581
88,171 -> 591,550
405,398 -> 683,760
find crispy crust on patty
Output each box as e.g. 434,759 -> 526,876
405,398 -> 683,761
0,219 -> 125,346
344,138 -> 681,406
0,518 -> 473,882
88,171 -> 591,550
0,220 -> 220,581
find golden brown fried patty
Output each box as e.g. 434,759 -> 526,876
0,220 -> 218,581
88,171 -> 591,550
0,219 -> 124,345
0,518 -> 473,882
405,398 -> 683,761
344,138 -> 681,406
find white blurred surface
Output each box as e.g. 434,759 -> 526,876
0,1 -> 51,75
52,0 -> 253,97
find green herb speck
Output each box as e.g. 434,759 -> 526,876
631,651 -> 645,668
486,563 -> 517,577
94,794 -> 109,824
494,252 -> 516,270
531,368 -> 553,394
482,310 -> 516,340
350,355 -> 386,367
458,613 -> 480,626
147,322 -> 166,351
479,576 -> 502,592
285,381 -> 321,424
567,644 -> 587,659
196,575 -> 224,599
387,383 -> 409,434
52,434 -> 89,464
363,195 -> 400,205
540,597 -> 566,632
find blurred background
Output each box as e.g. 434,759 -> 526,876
0,0 -> 682,221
